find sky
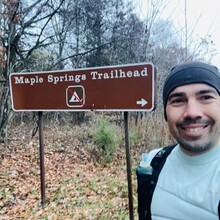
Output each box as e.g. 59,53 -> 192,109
134,0 -> 220,67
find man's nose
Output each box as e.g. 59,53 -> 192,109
183,100 -> 202,119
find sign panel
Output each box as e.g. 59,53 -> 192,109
9,63 -> 156,111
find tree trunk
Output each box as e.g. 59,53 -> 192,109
0,82 -> 11,142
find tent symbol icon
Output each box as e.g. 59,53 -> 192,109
66,86 -> 85,107
69,91 -> 81,102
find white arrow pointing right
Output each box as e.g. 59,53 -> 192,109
136,98 -> 148,107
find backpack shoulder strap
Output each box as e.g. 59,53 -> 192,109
218,201 -> 220,219
151,144 -> 176,178
144,144 -> 176,220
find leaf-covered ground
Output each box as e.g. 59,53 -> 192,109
0,123 -> 141,219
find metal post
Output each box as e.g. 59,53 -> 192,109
38,111 -> 46,207
124,111 -> 134,220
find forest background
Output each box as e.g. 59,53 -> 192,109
0,0 -> 218,219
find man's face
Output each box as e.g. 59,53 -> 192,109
166,83 -> 220,156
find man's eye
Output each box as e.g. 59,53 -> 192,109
169,98 -> 184,105
200,95 -> 213,101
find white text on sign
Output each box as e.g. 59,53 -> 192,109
13,67 -> 149,86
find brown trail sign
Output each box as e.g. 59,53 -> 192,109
9,62 -> 156,220
9,63 -> 156,111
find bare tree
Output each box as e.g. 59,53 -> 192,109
0,0 -> 66,141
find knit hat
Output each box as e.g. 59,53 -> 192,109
163,61 -> 220,120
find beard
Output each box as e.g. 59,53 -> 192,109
173,118 -> 215,154
176,137 -> 214,153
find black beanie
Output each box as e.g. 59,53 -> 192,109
163,61 -> 220,120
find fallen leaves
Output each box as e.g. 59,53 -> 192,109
0,124 -> 139,219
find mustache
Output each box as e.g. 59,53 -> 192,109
176,118 -> 213,127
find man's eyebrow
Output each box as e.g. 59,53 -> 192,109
168,89 -> 219,101
196,89 -> 218,95
168,92 -> 185,101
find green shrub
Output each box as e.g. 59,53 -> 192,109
93,116 -> 121,163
